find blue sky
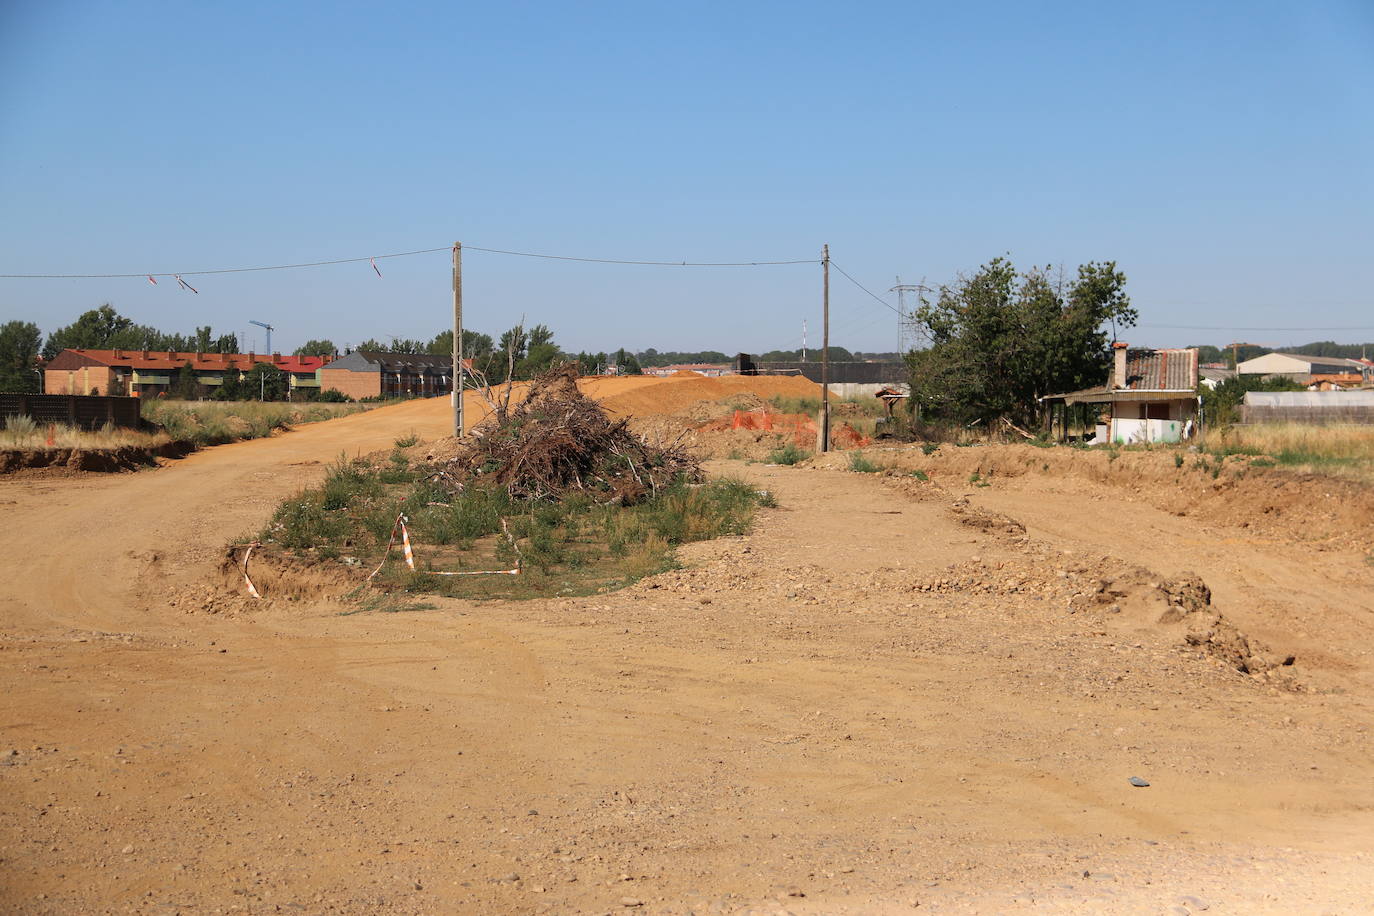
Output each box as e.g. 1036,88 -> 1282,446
2,0 -> 1371,355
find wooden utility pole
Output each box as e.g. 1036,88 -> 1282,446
821,244 -> 830,453
452,241 -> 464,438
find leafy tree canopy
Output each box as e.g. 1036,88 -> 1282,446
0,320 -> 42,393
41,304 -> 241,360
907,258 -> 1137,427
294,339 -> 337,357
1200,374 -> 1304,426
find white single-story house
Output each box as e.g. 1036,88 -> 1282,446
1042,344 -> 1200,444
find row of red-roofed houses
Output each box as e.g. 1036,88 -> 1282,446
42,348 -> 337,399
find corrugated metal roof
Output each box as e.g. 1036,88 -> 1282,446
1244,390 -> 1374,407
1124,348 -> 1198,391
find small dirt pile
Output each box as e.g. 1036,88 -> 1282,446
436,364 -> 702,502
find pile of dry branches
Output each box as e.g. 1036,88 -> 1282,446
448,364 -> 701,502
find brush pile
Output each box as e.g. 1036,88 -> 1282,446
444,364 -> 701,503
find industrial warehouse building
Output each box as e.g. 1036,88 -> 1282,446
1236,352 -> 1371,386
317,351 -> 469,400
43,349 -> 331,398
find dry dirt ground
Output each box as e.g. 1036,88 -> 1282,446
2,384 -> 1373,914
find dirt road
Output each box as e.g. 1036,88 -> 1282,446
2,396 -> 1372,914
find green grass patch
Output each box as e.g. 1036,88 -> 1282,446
258,455 -> 769,604
848,452 -> 883,473
769,395 -> 821,414
766,443 -> 810,466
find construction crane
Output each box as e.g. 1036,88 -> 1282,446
249,319 -> 275,354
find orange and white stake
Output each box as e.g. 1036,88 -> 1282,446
366,514 -> 406,581
398,516 -> 416,570
241,543 -> 262,599
366,513 -> 523,582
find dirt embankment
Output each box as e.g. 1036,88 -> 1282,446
0,441 -> 196,474
819,442 -> 1374,552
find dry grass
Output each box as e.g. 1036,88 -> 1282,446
1207,423 -> 1374,482
141,400 -> 372,446
2,400 -> 374,452
0,415 -> 170,450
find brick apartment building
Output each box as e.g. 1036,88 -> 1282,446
318,351 -> 471,400
44,349 -> 332,398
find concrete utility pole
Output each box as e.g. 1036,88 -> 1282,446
452,242 -> 463,438
821,244 -> 830,453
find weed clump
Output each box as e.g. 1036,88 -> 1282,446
766,443 -> 810,466
848,452 -> 882,473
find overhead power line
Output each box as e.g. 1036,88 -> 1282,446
1140,323 -> 1374,332
826,260 -> 901,315
0,243 -> 817,279
464,245 -> 816,267
0,247 -> 452,279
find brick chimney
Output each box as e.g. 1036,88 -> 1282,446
1112,342 -> 1129,388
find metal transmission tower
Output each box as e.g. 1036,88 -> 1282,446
890,278 -> 929,353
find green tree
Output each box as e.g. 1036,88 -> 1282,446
42,304 -> 135,359
612,348 -> 642,374
214,333 -> 239,354
213,368 -> 246,400
575,351 -> 607,375
427,329 -> 494,359
0,320 -> 42,392
519,342 -> 562,378
294,339 -> 337,357
240,362 -> 287,401
1200,374 -> 1304,427
1189,344 -> 1226,364
527,324 -> 554,350
907,258 -> 1137,428
171,362 -> 200,400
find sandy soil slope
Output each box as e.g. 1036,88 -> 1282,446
2,388 -> 1372,914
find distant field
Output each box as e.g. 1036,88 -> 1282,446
1207,422 -> 1374,483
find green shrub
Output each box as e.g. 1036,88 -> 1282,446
848,452 -> 882,473
321,455 -> 382,511
316,388 -> 353,402
766,443 -> 809,465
